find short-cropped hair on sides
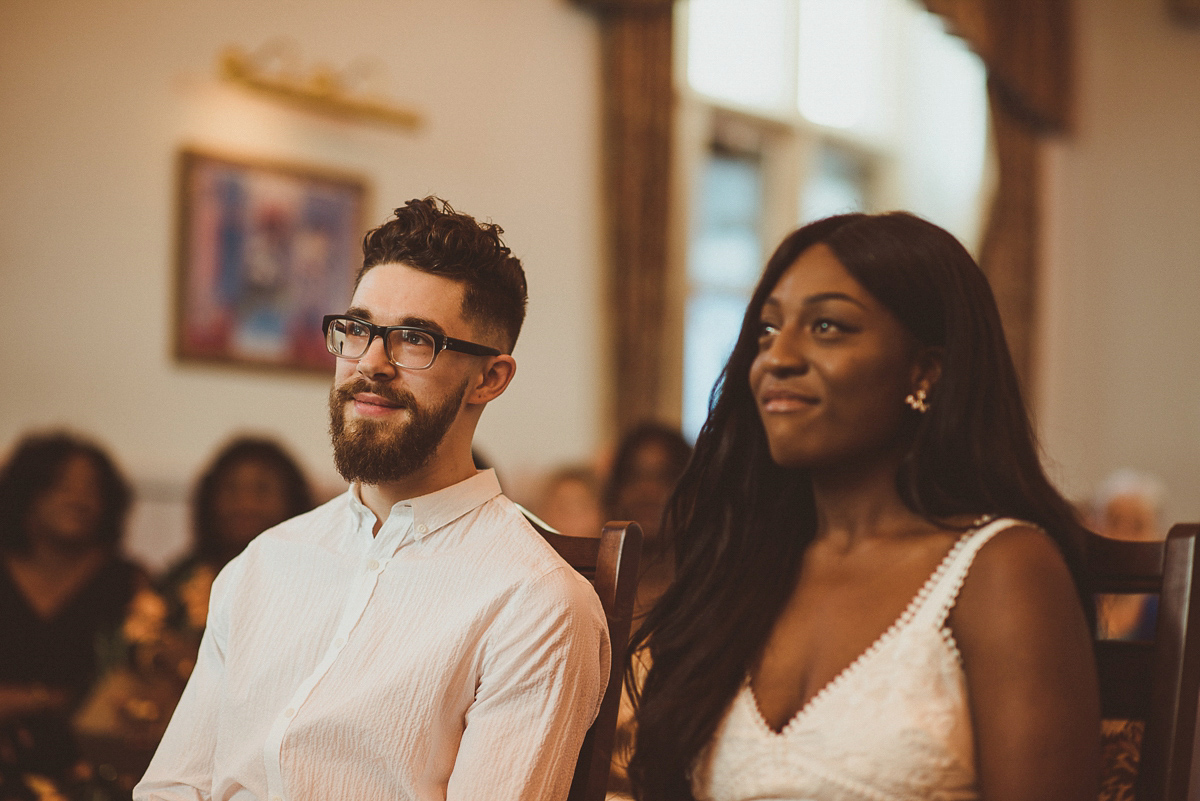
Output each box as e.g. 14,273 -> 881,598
358,197 -> 528,353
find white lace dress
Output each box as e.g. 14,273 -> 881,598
691,517 -> 1020,801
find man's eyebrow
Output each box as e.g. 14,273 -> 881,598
399,317 -> 446,336
344,308 -> 447,336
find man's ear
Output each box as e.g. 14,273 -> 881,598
910,345 -> 944,395
467,355 -> 517,405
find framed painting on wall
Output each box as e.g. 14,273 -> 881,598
174,148 -> 370,373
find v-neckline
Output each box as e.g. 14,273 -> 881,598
745,525 -> 980,737
3,551 -> 110,623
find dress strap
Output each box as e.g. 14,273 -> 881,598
913,517 -> 1026,630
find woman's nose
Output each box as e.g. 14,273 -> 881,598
761,331 -> 808,374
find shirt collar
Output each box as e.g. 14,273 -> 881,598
346,469 -> 503,543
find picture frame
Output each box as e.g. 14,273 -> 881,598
174,148 -> 370,373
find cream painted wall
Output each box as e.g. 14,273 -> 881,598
5,0 -> 1198,567
0,0 -> 605,562
1039,0 -> 1200,524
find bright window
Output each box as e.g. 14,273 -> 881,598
687,0 -> 796,112
678,0 -> 989,440
683,149 -> 765,436
797,0 -> 893,134
800,142 -> 871,222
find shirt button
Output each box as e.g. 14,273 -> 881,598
417,524 -> 428,534
367,559 -> 380,570
284,708 -> 295,718
333,637 -> 345,649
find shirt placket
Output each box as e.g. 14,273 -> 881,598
261,505 -> 414,801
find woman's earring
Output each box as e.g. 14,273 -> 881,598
905,387 -> 929,413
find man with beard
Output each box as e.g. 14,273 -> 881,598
137,198 -> 609,801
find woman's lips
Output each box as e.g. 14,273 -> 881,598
759,389 -> 819,413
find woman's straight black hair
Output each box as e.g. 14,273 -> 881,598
625,212 -> 1091,801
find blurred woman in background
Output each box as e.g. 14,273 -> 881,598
0,431 -> 140,787
1092,469 -> 1166,641
161,436 -> 314,634
535,465 -> 605,541
602,422 -> 692,799
603,422 -> 692,619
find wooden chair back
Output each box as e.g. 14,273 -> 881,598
526,515 -> 643,801
1090,523 -> 1200,800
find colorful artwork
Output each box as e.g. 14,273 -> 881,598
175,149 -> 368,372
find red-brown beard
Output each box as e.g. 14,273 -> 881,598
328,376 -> 468,484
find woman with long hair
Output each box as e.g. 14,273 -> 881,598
162,436 -> 314,633
627,213 -> 1099,801
0,431 -> 141,786
603,421 -> 693,619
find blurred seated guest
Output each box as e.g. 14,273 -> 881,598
71,443 -> 312,794
0,431 -> 140,785
601,423 -> 691,799
1092,469 -> 1166,641
535,465 -> 604,540
602,422 -> 692,618
161,437 -> 314,634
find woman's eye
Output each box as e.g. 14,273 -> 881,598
811,319 -> 845,336
757,321 -> 779,339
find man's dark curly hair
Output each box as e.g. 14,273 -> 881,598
0,431 -> 132,554
359,196 -> 528,352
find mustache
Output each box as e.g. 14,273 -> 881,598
331,378 -> 416,409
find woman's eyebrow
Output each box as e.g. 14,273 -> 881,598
802,291 -> 867,309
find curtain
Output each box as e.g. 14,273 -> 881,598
575,0 -> 1073,424
922,0 -> 1074,394
573,0 -> 674,434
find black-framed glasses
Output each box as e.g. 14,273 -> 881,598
322,315 -> 501,370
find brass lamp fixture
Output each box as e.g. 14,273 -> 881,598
218,40 -> 422,131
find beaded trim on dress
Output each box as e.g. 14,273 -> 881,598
692,516 -> 1022,801
742,517 -> 992,738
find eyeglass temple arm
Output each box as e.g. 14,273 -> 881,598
443,336 -> 501,357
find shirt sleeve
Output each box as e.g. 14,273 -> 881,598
446,566 -> 610,801
133,560 -> 239,801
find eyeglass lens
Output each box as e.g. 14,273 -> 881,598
326,318 -> 438,369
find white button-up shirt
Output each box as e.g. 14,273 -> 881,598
135,469 -> 609,801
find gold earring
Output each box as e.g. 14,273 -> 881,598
905,387 -> 929,413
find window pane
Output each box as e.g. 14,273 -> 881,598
893,9 -> 989,249
687,0 -> 795,112
800,142 -> 869,222
690,151 -> 764,290
683,291 -> 750,440
685,146 -> 764,439
797,0 -> 890,132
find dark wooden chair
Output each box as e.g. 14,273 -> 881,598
524,514 -> 643,801
1090,523 -> 1200,800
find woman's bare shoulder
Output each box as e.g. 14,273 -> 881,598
949,524 -> 1100,800
950,521 -> 1088,663
959,522 -> 1076,609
